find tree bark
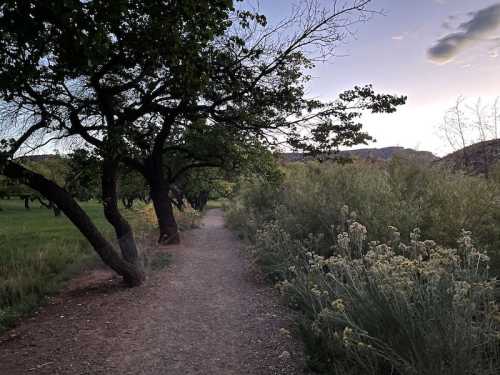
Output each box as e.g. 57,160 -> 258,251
2,160 -> 143,287
150,178 -> 180,244
143,156 -> 180,245
102,158 -> 143,273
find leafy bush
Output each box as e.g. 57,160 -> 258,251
227,159 -> 500,374
226,175 -> 283,241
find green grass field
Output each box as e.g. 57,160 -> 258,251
0,199 -> 113,250
0,199 -> 148,331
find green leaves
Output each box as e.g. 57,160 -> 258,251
0,0 -> 407,205
237,10 -> 267,28
287,85 -> 406,155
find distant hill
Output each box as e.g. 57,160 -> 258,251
341,147 -> 437,162
437,139 -> 500,175
15,154 -> 64,163
279,147 -> 437,164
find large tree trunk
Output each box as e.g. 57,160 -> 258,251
143,156 -> 180,245
102,158 -> 143,272
150,178 -> 180,244
2,161 -> 143,287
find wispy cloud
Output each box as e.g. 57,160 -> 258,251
392,30 -> 411,42
428,3 -> 500,64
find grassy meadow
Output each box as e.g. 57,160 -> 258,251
0,199 -> 152,332
227,158 -> 500,375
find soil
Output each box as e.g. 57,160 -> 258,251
0,209 -> 310,375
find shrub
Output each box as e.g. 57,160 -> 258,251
225,176 -> 282,241
279,226 -> 499,374
227,159 -> 500,274
227,159 -> 500,374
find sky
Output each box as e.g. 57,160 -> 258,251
260,0 -> 500,156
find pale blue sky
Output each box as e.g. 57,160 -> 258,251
260,0 -> 500,155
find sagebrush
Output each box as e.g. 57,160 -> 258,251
227,159 -> 500,374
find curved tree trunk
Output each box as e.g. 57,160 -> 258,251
143,156 -> 180,245
2,160 -> 143,287
102,159 -> 143,274
150,179 -> 180,245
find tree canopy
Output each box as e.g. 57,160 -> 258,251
0,0 -> 406,284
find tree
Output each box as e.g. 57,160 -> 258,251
24,155 -> 70,215
0,158 -> 144,285
440,96 -> 500,176
440,97 -> 471,166
0,162 -> 56,213
178,169 -> 226,212
0,0 -> 240,244
67,0 -> 405,243
0,174 -> 33,209
67,149 -> 149,209
0,0 -> 406,250
0,0 -> 233,283
118,168 -> 149,209
66,149 -> 101,201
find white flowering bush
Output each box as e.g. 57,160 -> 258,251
279,225 -> 500,375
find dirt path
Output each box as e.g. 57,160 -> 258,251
0,209 -> 308,374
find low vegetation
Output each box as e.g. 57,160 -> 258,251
143,204 -> 202,232
0,199 -> 178,332
0,200 -> 99,331
227,158 -> 500,374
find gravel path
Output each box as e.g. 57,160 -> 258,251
0,209 -> 308,374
